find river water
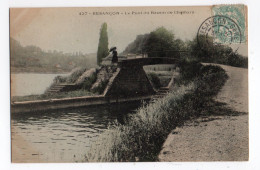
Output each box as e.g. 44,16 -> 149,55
11,73 -> 68,96
11,73 -> 142,162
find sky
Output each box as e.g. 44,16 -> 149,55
10,6 -> 247,56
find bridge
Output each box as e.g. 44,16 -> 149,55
11,57 -> 181,114
104,57 -> 179,97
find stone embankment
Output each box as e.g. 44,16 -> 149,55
11,65 -> 175,113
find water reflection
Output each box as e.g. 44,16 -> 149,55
11,102 -> 141,162
11,73 -> 68,96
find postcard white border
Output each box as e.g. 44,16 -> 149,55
1,0 -> 260,170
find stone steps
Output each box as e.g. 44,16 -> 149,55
45,84 -> 75,94
153,87 -> 169,99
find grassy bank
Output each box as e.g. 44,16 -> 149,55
84,64 -> 228,162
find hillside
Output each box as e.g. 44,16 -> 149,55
10,38 -> 97,73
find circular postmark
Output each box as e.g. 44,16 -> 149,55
197,15 -> 242,50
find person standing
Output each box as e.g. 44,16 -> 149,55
110,47 -> 118,64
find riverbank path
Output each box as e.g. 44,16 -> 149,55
158,64 -> 248,161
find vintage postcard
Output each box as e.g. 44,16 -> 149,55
10,5 -> 248,163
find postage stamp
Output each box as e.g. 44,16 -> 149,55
197,5 -> 247,50
197,15 -> 242,50
212,4 -> 247,43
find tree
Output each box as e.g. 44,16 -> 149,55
97,23 -> 109,65
123,27 -> 186,58
188,35 -> 247,67
122,34 -> 149,55
144,27 -> 177,57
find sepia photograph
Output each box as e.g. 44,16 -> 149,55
10,5 -> 248,163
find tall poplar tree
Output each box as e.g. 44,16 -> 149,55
97,23 -> 109,65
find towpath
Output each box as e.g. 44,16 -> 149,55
158,64 -> 248,161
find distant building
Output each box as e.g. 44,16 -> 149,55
55,64 -> 62,68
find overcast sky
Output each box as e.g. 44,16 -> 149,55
10,6 -> 247,56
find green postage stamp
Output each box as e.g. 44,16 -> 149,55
198,4 -> 247,46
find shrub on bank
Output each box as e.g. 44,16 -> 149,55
66,68 -> 87,83
84,64 -> 228,162
85,84 -> 195,162
53,68 -> 87,84
82,72 -> 97,91
178,58 -> 202,83
91,79 -> 109,94
45,67 -> 87,94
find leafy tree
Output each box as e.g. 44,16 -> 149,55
122,27 -> 247,68
122,34 -> 149,54
97,23 -> 109,65
123,27 -> 187,58
188,35 -> 247,67
144,27 -> 178,57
